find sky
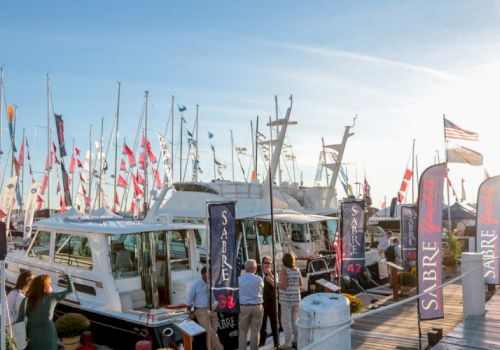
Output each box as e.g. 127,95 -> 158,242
2,1 -> 500,209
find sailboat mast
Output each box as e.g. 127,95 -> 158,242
254,116 -> 259,181
195,104 -> 199,182
274,95 -> 282,185
231,130 -> 235,181
113,82 -> 121,212
179,112 -> 183,183
21,128 -> 25,214
88,124 -> 93,214
170,96 -> 175,179
143,90 -> 149,215
46,73 -> 51,211
411,138 -> 415,203
97,117 -> 104,210
71,138 -> 75,203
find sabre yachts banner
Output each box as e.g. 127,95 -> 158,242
476,175 -> 500,284
401,205 -> 417,264
417,163 -> 446,320
208,202 -> 240,313
341,200 -> 365,277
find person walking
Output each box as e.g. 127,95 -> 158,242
185,266 -> 223,350
7,271 -> 34,323
238,259 -> 264,350
378,230 -> 392,255
259,256 -> 279,347
279,253 -> 302,350
19,274 -> 74,350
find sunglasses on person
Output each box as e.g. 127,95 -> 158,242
263,261 -> 272,265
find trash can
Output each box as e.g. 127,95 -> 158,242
296,293 -> 351,350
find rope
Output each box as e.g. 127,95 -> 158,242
300,258 -> 484,349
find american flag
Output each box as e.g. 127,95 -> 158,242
444,118 -> 478,141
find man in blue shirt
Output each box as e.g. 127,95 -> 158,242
238,259 -> 264,350
185,266 -> 223,350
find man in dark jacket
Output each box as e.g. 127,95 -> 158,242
259,256 -> 279,347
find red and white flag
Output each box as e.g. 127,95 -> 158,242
444,117 -> 478,141
69,154 -> 76,173
132,174 -> 143,196
398,168 -> 413,203
153,168 -> 162,189
41,174 -> 49,195
117,175 -> 128,188
120,159 -> 126,171
114,191 -> 120,206
18,139 -> 25,165
123,143 -> 136,168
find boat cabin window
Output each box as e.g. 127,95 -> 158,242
54,234 -> 93,270
291,223 -> 306,242
110,234 -> 139,278
169,230 -> 190,271
28,231 -> 51,261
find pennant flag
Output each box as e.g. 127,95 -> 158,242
123,143 -> 136,167
12,157 -> 21,176
84,196 -> 90,207
444,117 -> 478,141
130,199 -> 135,213
417,163 -> 446,320
54,155 -> 60,165
117,174 -> 128,188
18,139 -> 25,165
187,129 -> 193,138
446,175 -> 458,201
120,159 -> 126,171
114,191 -> 120,206
29,164 -> 33,176
54,114 -> 67,157
81,185 -> 87,196
36,195 -> 44,211
181,116 -> 187,124
79,173 -> 86,183
398,168 -> 413,203
132,174 -> 143,196
208,131 -> 214,139
476,175 -> 500,284
136,171 -> 145,185
177,104 -> 187,112
57,181 -> 61,194
363,177 -> 370,198
60,195 -> 66,213
77,159 -> 83,168
41,175 -> 49,195
139,152 -> 145,170
147,149 -> 157,164
74,146 -> 81,156
69,155 -> 76,173
446,143 -> 483,166
153,168 -> 162,189
7,105 -> 17,152
52,142 -> 57,154
27,149 -> 31,161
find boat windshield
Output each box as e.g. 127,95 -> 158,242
109,233 -> 140,278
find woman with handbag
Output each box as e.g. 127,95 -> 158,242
19,274 -> 74,350
7,271 -> 34,350
7,271 -> 34,324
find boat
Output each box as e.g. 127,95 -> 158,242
5,210 -> 205,349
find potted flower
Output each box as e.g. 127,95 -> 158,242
443,255 -> 457,276
340,293 -> 362,314
398,271 -> 417,296
55,313 -> 90,350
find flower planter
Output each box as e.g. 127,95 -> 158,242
444,264 -> 457,277
400,286 -> 413,296
62,335 -> 81,350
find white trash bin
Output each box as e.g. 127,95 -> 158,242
296,293 -> 351,350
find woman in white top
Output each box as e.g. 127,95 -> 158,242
279,253 -> 303,350
7,271 -> 34,322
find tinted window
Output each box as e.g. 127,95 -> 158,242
54,234 -> 93,270
28,231 -> 51,261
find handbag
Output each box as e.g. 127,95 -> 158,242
8,291 -> 28,350
9,320 -> 28,350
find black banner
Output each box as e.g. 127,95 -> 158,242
60,162 -> 73,207
401,205 -> 417,264
340,200 -> 365,277
54,113 -> 67,158
208,202 -> 239,313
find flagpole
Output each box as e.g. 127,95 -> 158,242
113,82 -> 121,213
144,91 -> 149,216
443,114 -> 452,232
97,117 -> 104,210
21,128 -> 25,216
88,124 -> 93,214
195,105 -> 199,182
179,113 -> 183,183
274,96 -> 282,185
231,130 -> 235,182
254,116 -> 259,181
411,138 -> 415,203
171,96 -> 175,181
46,73 -> 51,212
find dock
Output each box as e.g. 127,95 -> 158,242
351,282 -> 464,349
431,287 -> 500,350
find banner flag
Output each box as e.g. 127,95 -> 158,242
54,114 -> 67,157
23,182 -> 41,239
7,105 -> 17,152
340,200 -> 365,277
417,163 -> 446,320
0,176 -> 18,218
446,143 -> 483,166
208,202 -> 240,313
401,205 -> 417,264
476,175 -> 500,284
61,162 -> 73,207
